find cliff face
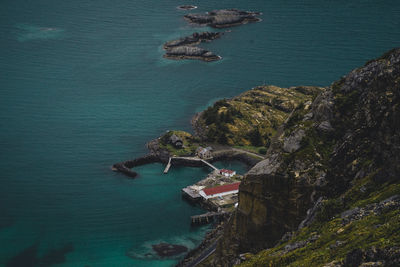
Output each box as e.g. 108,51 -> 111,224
213,48 -> 400,266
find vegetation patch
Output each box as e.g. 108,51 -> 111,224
196,85 -> 322,146
158,130 -> 200,156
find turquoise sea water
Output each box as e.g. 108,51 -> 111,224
0,0 -> 399,266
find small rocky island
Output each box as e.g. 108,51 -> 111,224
177,5 -> 197,11
163,32 -> 223,62
164,46 -> 221,62
184,8 -> 262,28
161,8 -> 261,62
163,32 -> 223,50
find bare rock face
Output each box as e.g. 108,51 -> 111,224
184,9 -> 262,28
213,48 -> 400,266
283,129 -> 305,153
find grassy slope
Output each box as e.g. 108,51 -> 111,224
196,85 -> 322,148
158,130 -> 200,156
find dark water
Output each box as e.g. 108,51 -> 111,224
0,0 -> 399,266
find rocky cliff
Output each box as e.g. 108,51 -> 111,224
210,48 -> 400,266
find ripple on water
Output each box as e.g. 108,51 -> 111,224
15,24 -> 65,42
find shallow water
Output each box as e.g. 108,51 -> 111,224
1,0 -> 399,266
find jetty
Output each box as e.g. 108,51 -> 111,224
163,156 -> 218,174
163,157 -> 172,173
191,211 -> 231,225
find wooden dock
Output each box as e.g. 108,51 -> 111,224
163,156 -> 219,174
191,211 -> 231,225
200,159 -> 218,171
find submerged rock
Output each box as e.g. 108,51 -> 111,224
152,243 -> 188,257
184,9 -> 261,28
5,243 -> 74,267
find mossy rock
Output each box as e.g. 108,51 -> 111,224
196,85 -> 323,146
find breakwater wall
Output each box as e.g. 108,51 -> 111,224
112,154 -> 162,178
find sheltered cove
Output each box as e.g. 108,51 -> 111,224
112,142 -> 261,179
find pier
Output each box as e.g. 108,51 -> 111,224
163,157 -> 172,173
200,159 -> 218,171
163,156 -> 219,174
191,211 -> 231,225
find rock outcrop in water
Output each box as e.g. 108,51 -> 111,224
163,32 -> 223,50
162,9 -> 261,62
177,5 -> 197,11
206,48 -> 400,266
184,9 -> 262,28
164,46 -> 221,62
162,32 -> 223,62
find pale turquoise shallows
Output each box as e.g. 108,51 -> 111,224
0,0 -> 399,266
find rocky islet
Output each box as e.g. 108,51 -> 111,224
184,9 -> 262,28
162,8 -> 261,62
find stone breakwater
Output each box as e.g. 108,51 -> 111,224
112,154 -> 162,178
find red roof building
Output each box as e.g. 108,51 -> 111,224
220,169 -> 237,177
199,182 -> 241,199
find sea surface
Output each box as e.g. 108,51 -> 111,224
0,0 -> 399,266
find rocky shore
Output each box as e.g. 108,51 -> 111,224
176,221 -> 227,267
184,9 -> 262,28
